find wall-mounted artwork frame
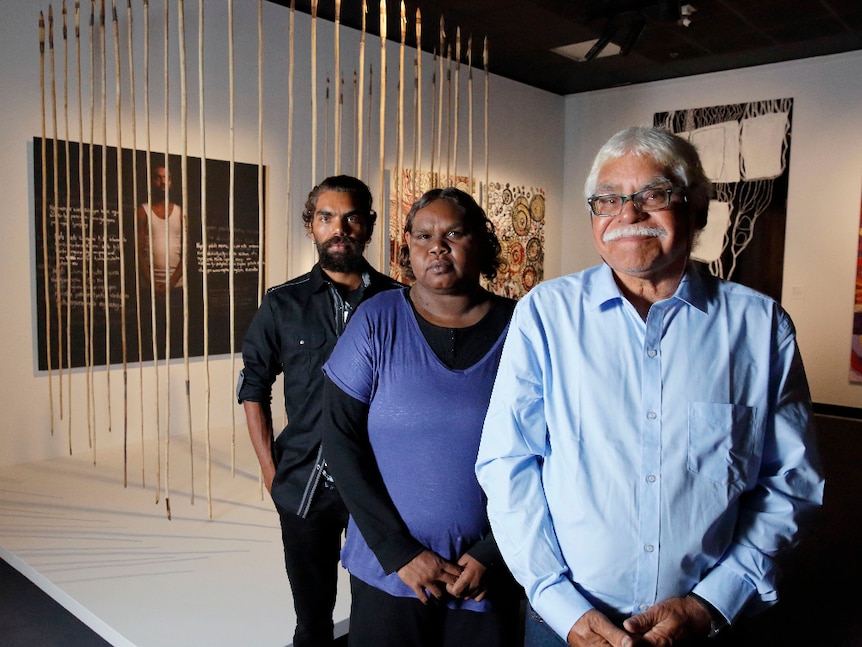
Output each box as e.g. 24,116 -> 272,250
654,98 -> 793,303
33,138 -> 263,370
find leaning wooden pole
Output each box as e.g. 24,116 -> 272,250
126,0 -> 146,486
63,1 -> 74,453
284,0 -> 294,282
143,0 -> 163,505
198,0 -> 213,518
429,48 -> 437,188
483,36 -> 489,210
333,0 -> 341,174
87,0 -> 97,449
452,27 -> 460,182
468,35 -> 473,194
412,8 -> 421,199
39,11 -> 56,437
163,0 -> 172,519
111,0 -> 130,486
75,1 -> 92,454
257,0 -> 265,305
99,0 -> 112,457
395,0 -> 405,236
50,7 -> 65,431
378,0 -> 386,269
178,0 -> 195,505
436,18 -> 444,184
228,0 -> 237,476
310,0 -> 318,182
356,0 -> 366,177
445,43 -> 452,183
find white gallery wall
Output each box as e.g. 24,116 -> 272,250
562,50 -> 862,410
2,2 -> 859,476
0,0 -> 565,470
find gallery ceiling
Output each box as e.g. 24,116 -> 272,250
266,0 -> 862,95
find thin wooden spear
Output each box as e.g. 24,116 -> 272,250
324,77 -> 329,176
378,0 -> 386,270
452,27 -> 460,182
436,17 -> 444,184
88,0 -> 97,449
228,0 -> 237,477
178,0 -> 195,505
143,0 -> 163,505
75,1 -> 91,455
395,0 -> 405,238
483,36 -> 489,210
198,0 -> 212,518
445,42 -> 452,183
310,0 -> 318,182
163,0 -> 172,519
257,0 -> 264,304
366,63 -> 372,183
468,35 -> 473,194
357,0 -> 366,177
39,11 -> 55,437
412,8 -> 421,199
63,1 -> 74,454
333,0 -> 341,174
284,0 -> 294,282
352,70 -> 357,174
99,0 -> 111,462
429,47 -> 436,187
50,7 -> 64,430
111,0 -> 130,486
126,0 -> 146,487
339,75 -> 344,174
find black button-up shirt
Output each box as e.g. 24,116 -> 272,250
237,262 -> 402,516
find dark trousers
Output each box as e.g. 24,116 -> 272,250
277,485 -> 349,647
348,574 -> 522,647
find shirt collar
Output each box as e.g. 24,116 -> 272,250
588,262 -> 709,314
310,261 -> 373,293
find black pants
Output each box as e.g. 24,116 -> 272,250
277,485 -> 349,647
347,574 -> 522,647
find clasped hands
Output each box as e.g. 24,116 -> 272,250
565,595 -> 713,647
396,549 -> 488,605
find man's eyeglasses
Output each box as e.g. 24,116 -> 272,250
587,186 -> 686,217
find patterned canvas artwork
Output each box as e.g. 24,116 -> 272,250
389,170 -> 545,300
483,182 -> 545,300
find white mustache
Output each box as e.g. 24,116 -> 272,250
602,226 -> 668,243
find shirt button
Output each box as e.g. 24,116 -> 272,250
647,349 -> 657,358
299,340 -> 306,345
644,544 -> 654,553
639,603 -> 649,612
647,411 -> 657,420
646,474 -> 656,484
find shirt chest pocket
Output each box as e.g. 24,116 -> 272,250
291,329 -> 327,351
687,402 -> 759,487
285,329 -> 328,375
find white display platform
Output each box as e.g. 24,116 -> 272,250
0,428 -> 351,646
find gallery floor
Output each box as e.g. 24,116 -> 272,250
0,428 -> 351,647
2,414 -> 862,646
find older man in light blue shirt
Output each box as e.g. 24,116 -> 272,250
476,126 -> 823,647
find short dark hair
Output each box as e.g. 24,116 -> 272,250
302,175 -> 377,238
398,187 -> 502,281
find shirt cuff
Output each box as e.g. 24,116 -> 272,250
692,563 -> 759,625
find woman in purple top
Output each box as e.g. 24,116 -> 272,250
322,188 -> 522,646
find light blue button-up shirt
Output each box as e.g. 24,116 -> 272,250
476,263 -> 824,641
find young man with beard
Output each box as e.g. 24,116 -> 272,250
237,176 -> 402,647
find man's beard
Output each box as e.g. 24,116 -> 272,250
317,235 -> 366,273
